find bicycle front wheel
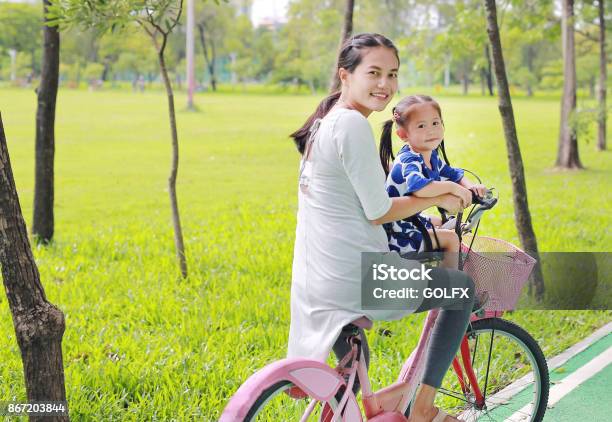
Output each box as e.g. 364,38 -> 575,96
436,318 -> 549,422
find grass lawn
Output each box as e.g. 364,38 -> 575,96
0,87 -> 610,420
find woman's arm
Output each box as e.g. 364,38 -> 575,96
371,194 -> 464,225
412,181 -> 459,198
459,177 -> 487,197
413,181 -> 472,207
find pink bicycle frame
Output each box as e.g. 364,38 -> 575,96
356,309 -> 505,420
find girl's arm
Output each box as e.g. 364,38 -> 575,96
371,194 -> 465,225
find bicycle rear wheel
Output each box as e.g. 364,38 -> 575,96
436,318 -> 549,422
245,380 -> 341,421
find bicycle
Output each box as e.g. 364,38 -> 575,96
221,189 -> 549,422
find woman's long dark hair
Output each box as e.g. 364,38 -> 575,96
379,95 -> 449,176
290,33 -> 399,155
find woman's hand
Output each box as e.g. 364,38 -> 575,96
452,185 -> 473,208
437,193 -> 464,214
469,183 -> 487,198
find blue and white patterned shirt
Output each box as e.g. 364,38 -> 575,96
384,145 -> 464,254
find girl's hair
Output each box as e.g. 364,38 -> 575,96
290,33 -> 399,154
379,94 -> 450,176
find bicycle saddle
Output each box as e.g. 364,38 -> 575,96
343,316 -> 374,333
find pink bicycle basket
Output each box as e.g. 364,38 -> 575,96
460,236 -> 536,311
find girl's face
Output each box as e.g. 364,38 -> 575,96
397,103 -> 444,153
339,47 -> 399,117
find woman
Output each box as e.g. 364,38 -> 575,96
287,33 -> 475,422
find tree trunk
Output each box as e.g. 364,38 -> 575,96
197,22 -> 217,92
485,44 -> 494,96
525,44 -> 535,97
0,114 -> 69,422
157,44 -> 188,278
186,0 -> 195,109
444,59 -> 451,87
211,39 -> 217,91
32,0 -> 60,244
596,0 -> 607,151
484,0 -> 545,300
462,71 -> 469,95
556,0 -> 583,169
480,68 -> 486,96
328,0 -> 355,92
101,61 -> 110,81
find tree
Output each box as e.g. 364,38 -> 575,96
99,29 -> 158,84
272,0 -> 343,91
484,0 -> 545,299
33,0 -> 61,244
483,43 -> 494,96
225,16 -> 277,84
596,0 -> 607,151
503,0 -> 557,97
186,0 -> 195,107
429,1 -> 487,94
51,0 -> 189,278
556,0 -> 583,169
328,0 -> 354,92
0,114 -> 69,422
196,16 -> 217,91
194,0 -> 232,91
0,3 -> 42,81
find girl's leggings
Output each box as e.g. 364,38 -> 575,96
333,268 -> 475,394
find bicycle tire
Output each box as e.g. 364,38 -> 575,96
432,317 -> 549,422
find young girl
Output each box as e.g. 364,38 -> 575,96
380,95 -> 486,266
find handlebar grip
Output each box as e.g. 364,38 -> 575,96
470,189 -> 484,205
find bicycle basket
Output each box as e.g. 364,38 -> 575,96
460,236 -> 536,311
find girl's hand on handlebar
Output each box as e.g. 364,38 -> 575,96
453,185 -> 473,208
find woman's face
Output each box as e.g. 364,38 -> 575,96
339,47 -> 399,117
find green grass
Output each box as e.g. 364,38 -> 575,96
0,87 -> 610,420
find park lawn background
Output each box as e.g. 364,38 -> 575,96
0,87 -> 610,420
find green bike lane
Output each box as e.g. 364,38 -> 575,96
481,321 -> 612,421
542,327 -> 612,422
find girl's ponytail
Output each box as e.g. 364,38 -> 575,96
379,119 -> 395,176
290,91 -> 341,155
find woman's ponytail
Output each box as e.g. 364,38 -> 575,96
379,119 -> 395,177
290,91 -> 341,155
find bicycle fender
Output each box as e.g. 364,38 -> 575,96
220,357 -> 362,421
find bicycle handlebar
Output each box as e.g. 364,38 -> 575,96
438,188 -> 497,234
462,189 -> 497,232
